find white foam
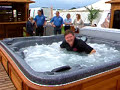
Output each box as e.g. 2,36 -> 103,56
21,42 -> 120,72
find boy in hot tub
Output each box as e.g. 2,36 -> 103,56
60,30 -> 96,54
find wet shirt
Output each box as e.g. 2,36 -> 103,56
34,15 -> 45,26
60,38 -> 93,54
50,16 -> 63,27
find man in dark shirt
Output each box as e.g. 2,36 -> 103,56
60,30 -> 96,54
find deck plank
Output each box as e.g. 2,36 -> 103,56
0,62 -> 16,90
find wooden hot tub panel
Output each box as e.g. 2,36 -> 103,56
1,47 -> 120,90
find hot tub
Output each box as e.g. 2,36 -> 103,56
1,28 -> 120,90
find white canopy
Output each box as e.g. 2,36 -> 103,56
69,0 -> 111,11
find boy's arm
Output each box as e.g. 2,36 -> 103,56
60,41 -> 66,48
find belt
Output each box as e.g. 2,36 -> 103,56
65,25 -> 70,26
55,26 -> 61,27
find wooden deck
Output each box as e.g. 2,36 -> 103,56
0,62 -> 16,90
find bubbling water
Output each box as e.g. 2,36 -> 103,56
21,42 -> 120,72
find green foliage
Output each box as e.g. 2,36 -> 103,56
69,7 -> 76,10
85,6 -> 100,24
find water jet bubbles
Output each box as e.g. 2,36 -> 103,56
23,49 -> 28,56
20,42 -> 120,72
35,43 -> 38,45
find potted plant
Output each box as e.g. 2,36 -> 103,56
85,6 -> 100,25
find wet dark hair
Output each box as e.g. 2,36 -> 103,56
64,30 -> 74,37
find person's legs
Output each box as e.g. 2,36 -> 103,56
39,26 -> 44,36
54,27 -> 57,35
64,26 -> 67,31
29,31 -> 33,36
65,25 -> 70,31
58,28 -> 61,34
36,27 -> 40,36
55,26 -> 61,35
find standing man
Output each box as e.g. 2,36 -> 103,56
34,10 -> 46,36
50,11 -> 63,35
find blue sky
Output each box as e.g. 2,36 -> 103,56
30,0 -> 101,9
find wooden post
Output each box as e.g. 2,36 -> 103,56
106,0 -> 120,28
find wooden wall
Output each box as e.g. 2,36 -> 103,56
0,23 -> 26,39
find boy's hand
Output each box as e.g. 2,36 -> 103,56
90,49 -> 96,54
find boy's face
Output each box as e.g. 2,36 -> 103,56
65,33 -> 75,46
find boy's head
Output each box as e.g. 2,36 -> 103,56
64,30 -> 75,46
